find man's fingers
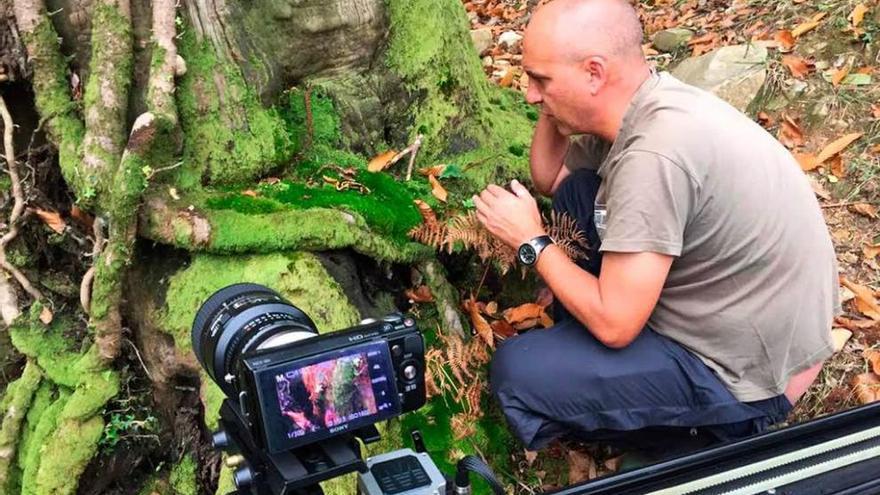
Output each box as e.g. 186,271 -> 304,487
486,184 -> 509,197
510,179 -> 531,198
472,194 -> 490,213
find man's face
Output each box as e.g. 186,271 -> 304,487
523,42 -> 595,136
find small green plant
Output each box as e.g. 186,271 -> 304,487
100,412 -> 159,448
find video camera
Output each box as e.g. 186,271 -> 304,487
191,283 -> 503,495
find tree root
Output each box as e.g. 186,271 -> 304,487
416,260 -> 465,338
138,194 -> 433,264
0,360 -> 42,490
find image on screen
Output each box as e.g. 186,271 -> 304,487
273,344 -> 395,442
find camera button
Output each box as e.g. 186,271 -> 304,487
391,344 -> 403,358
403,364 -> 418,381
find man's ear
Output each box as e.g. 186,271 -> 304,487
582,56 -> 608,95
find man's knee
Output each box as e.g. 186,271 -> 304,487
552,168 -> 602,213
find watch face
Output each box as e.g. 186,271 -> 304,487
518,244 -> 537,265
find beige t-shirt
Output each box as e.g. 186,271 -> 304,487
565,72 -> 838,402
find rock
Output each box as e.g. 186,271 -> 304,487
498,30 -> 523,49
470,28 -> 493,55
652,28 -> 694,53
672,43 -> 768,113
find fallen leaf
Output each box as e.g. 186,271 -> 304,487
850,4 -> 869,27
836,316 -> 878,332
782,55 -> 813,79
367,149 -> 398,172
851,203 -> 878,219
791,20 -> 822,38
815,133 -> 862,164
69,205 -> 94,230
525,450 -> 538,467
604,456 -> 622,472
831,328 -> 852,352
405,285 -> 434,303
757,112 -> 774,128
863,244 -> 880,261
429,174 -> 448,202
774,30 -> 796,52
795,152 -> 818,171
491,319 -> 517,339
872,104 -> 880,119
485,301 -> 498,315
499,68 -> 515,87
34,208 -> 66,234
866,349 -> 880,375
777,115 -> 805,148
465,297 -> 494,348
241,189 -> 258,197
851,373 -> 880,404
567,449 -> 597,484
841,278 -> 880,321
413,199 -> 438,227
168,187 -> 180,200
503,303 -> 546,325
419,164 -> 447,177
829,155 -> 846,178
831,65 -> 851,87
39,306 -> 53,325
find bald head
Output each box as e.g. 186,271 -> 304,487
525,0 -> 645,64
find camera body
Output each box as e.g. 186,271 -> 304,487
233,314 -> 426,454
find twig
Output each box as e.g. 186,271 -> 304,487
124,337 -> 153,382
405,134 -> 423,181
822,201 -> 876,208
80,217 -> 106,315
463,152 -> 504,173
303,86 -> 313,154
0,95 -> 43,302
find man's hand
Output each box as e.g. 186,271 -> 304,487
530,114 -> 571,197
473,180 -> 546,249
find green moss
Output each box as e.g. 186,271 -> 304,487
174,29 -> 293,188
35,415 -> 104,494
19,390 -> 69,495
169,454 -> 198,495
281,88 -> 344,155
160,251 -> 361,353
24,18 -> 86,200
0,361 -> 42,491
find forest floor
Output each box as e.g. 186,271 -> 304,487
458,0 -> 880,490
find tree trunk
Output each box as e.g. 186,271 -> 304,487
0,0 -> 533,492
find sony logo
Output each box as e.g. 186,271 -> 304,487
329,424 -> 349,434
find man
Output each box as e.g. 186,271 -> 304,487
474,0 -> 838,453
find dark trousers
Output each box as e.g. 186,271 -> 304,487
489,169 -> 791,452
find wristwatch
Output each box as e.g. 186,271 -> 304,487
517,235 -> 554,266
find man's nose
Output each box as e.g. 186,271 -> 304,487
525,83 -> 542,104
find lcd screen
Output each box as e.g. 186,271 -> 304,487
259,340 -> 400,453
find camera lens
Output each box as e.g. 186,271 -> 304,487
191,283 -> 318,397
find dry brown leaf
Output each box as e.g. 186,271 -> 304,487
525,450 -> 539,467
419,164 -> 446,176
851,203 -> 878,219
413,199 -> 438,228
841,278 -> 880,321
865,349 -> 880,375
851,373 -> 880,404
503,303 -> 546,325
405,285 -> 434,303
241,189 -> 258,197
567,449 -> 597,484
34,208 -> 66,234
792,15 -> 824,38
429,174 -> 448,203
757,111 -> 774,128
795,152 -> 818,171
774,30 -> 796,52
485,301 -> 498,315
465,297 -> 494,348
367,149 -> 398,172
832,65 -> 852,87
807,175 -> 831,200
816,133 -> 862,164
39,306 -> 53,325
829,155 -> 846,178
863,244 -> 880,261
850,3 -> 869,27
782,55 -> 812,79
831,328 -> 852,352
872,104 -> 880,119
491,319 -> 517,339
777,115 -> 804,148
836,316 -> 878,331
499,68 -> 515,87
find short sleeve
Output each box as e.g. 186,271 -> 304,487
564,135 -> 610,171
599,151 -> 698,256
